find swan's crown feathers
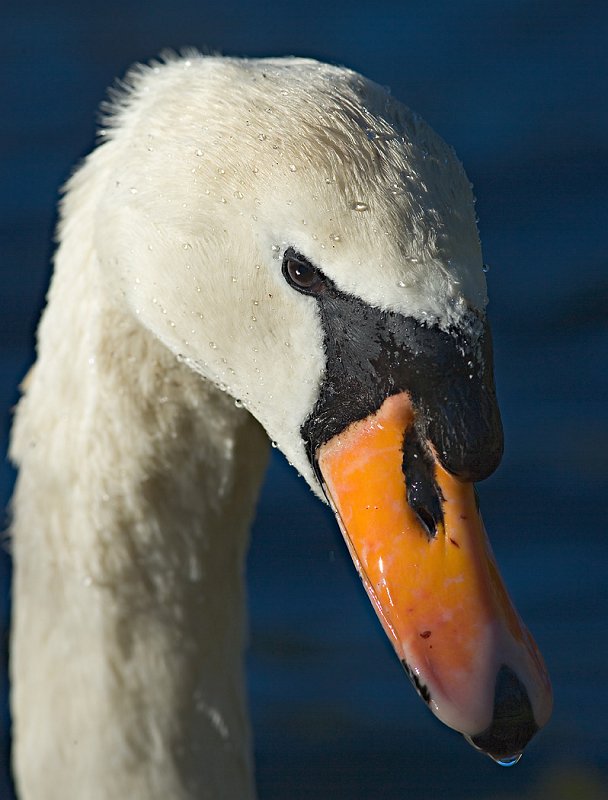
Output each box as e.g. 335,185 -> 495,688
99,53 -> 486,324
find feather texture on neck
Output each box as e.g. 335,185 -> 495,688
10,151 -> 268,798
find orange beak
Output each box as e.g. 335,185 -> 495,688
317,391 -> 552,763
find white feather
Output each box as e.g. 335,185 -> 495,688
10,53 -> 487,799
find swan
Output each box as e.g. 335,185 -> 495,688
9,53 -> 552,800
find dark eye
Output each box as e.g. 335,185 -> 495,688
282,248 -> 325,295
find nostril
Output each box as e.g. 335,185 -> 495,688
402,427 -> 444,539
412,504 -> 437,538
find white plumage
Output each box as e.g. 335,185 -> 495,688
10,54 -> 490,799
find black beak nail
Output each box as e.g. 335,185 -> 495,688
467,665 -> 539,764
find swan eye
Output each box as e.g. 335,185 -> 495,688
282,249 -> 324,295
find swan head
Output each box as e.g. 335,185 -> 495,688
92,54 -> 551,762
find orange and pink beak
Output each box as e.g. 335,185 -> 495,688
317,391 -> 552,764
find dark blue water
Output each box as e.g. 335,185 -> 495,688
1,1 -> 607,797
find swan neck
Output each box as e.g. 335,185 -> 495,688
10,171 -> 269,799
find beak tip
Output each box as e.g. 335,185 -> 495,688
465,664 -> 544,764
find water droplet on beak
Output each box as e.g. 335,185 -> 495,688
494,753 -> 523,767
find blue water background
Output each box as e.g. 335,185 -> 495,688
1,1 -> 607,797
